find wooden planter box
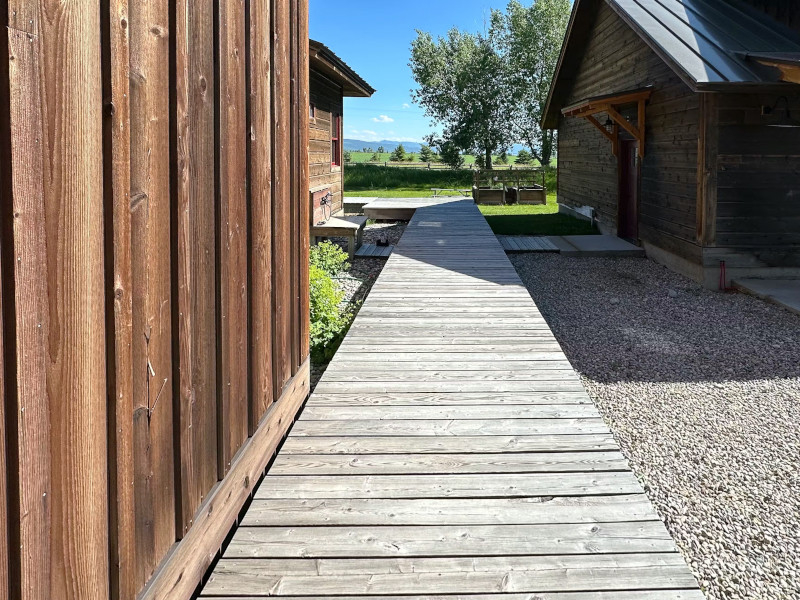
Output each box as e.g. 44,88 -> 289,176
472,186 -> 505,205
517,186 -> 546,205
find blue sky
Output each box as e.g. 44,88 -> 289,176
309,0 -> 513,144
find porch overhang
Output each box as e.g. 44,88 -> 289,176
561,87 -> 652,158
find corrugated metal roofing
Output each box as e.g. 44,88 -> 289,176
607,0 -> 800,85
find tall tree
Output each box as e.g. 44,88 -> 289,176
410,28 -> 515,170
419,144 -> 434,162
390,143 -> 406,162
494,0 -> 571,167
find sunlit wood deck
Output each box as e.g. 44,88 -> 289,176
201,200 -> 702,598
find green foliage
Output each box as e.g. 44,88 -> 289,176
474,154 -> 486,169
377,145 -> 385,153
515,148 -> 532,164
410,26 -> 515,170
370,151 -> 380,162
344,164 -> 472,192
494,0 -> 571,166
497,151 -> 509,165
438,140 -> 465,169
309,265 -> 350,361
310,240 -> 350,276
419,144 -> 434,162
343,150 -> 352,164
407,153 -> 416,162
390,143 -> 406,162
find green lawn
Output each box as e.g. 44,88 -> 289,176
479,194 -> 597,236
347,151 -> 553,168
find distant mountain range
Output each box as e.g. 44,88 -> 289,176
344,139 -> 529,156
344,139 -> 423,153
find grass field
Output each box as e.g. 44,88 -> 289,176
347,151 -> 550,167
344,164 -> 557,198
479,195 -> 596,236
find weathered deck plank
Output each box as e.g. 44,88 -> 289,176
200,199 -> 699,597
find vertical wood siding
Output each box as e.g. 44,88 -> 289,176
0,1 -> 311,599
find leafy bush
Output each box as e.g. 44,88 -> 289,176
309,265 -> 350,361
310,240 -> 350,276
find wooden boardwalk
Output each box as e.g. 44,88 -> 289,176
201,200 -> 702,598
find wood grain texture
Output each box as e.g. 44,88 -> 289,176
129,0 -> 176,585
102,0 -> 135,596
217,0 -> 249,476
297,3 -> 310,364
6,23 -> 51,600
8,2 -> 109,598
140,360 -> 309,600
248,0 -> 274,428
271,0 -> 293,398
174,0 -> 219,535
201,200 -> 698,598
0,217 -> 7,598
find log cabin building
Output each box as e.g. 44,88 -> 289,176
309,40 -> 375,224
543,0 -> 800,287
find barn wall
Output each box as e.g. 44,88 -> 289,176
710,92 -> 800,266
557,0 -> 701,265
0,1 -> 310,599
310,70 -> 344,221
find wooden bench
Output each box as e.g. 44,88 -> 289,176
311,215 -> 367,259
431,188 -> 472,198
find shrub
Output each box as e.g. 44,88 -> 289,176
310,240 -> 349,276
343,150 -> 352,164
309,265 -> 350,361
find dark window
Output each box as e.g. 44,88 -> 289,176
309,103 -> 315,119
331,114 -> 341,166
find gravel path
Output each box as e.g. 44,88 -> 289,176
311,222 -> 406,389
511,254 -> 800,600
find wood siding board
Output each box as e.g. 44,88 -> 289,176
139,361 -> 309,600
217,0 -> 249,476
249,0 -> 274,427
174,0 -> 219,535
272,0 -> 292,397
102,0 -> 136,596
298,1 -> 310,362
129,0 -> 177,585
7,2 -> 110,597
6,23 -> 51,600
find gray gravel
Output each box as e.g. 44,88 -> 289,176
311,222 -> 405,389
511,253 -> 800,600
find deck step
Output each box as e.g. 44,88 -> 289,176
355,243 -> 393,258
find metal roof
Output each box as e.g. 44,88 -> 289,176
542,0 -> 800,128
607,0 -> 800,85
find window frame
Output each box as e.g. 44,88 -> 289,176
331,114 -> 342,167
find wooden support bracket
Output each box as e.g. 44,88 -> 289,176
562,88 -> 650,159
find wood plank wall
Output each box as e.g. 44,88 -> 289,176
714,93 -> 800,256
557,0 -> 701,263
0,1 -> 311,599
309,70 -> 345,216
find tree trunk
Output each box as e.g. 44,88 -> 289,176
541,131 -> 555,167
485,147 -> 493,171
